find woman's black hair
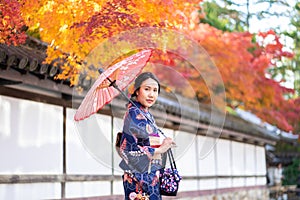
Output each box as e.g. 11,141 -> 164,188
131,72 -> 160,98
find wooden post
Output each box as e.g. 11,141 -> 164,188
62,106 -> 67,198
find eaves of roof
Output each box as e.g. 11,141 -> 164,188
0,38 -> 282,146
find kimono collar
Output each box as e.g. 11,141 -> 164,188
128,101 -> 149,113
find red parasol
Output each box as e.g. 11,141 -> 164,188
74,49 -> 152,121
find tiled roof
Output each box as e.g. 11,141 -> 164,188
0,37 -> 285,146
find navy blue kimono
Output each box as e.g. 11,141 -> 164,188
119,101 -> 163,200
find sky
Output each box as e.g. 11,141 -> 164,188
210,0 -> 296,33
212,0 -> 297,89
247,1 -> 297,89
215,1 -> 298,134
247,0 -> 296,33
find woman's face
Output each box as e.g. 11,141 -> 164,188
136,78 -> 159,109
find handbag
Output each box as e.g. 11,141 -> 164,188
159,149 -> 181,196
115,132 -> 122,157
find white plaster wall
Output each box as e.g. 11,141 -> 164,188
256,146 -> 267,175
176,131 -> 198,176
112,117 -> 124,175
199,179 -> 217,190
179,180 -> 199,191
245,144 -> 256,176
65,181 -> 111,198
113,180 -> 124,195
0,95 -> 63,174
257,177 -> 267,185
173,130 -> 197,161
0,95 -> 269,199
232,177 -> 245,187
160,127 -> 174,138
246,177 -> 256,186
0,183 -> 61,200
66,109 -> 114,197
231,141 -> 245,176
218,178 -> 232,188
66,109 -> 112,175
216,139 -> 231,176
0,95 -> 63,200
198,136 -> 216,176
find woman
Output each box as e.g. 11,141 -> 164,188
118,72 -> 174,200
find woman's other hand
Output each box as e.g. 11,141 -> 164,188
155,137 -> 175,154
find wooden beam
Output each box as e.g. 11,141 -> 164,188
0,85 -> 73,107
0,174 -> 121,184
0,174 -> 266,184
0,68 -> 75,97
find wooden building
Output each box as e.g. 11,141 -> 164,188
0,38 -> 290,199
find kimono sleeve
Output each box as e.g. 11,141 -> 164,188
119,133 -> 155,173
119,107 -> 155,173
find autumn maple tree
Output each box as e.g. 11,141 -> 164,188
188,24 -> 298,132
1,0 -> 299,135
19,0 -> 200,84
0,0 -> 27,45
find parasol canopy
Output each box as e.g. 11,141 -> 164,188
74,49 -> 152,121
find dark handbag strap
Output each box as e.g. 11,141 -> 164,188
157,129 -> 177,170
167,149 -> 177,170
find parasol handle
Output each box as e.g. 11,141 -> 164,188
98,68 -> 167,138
98,68 -> 105,74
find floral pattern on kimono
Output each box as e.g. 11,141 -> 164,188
119,101 -> 163,200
